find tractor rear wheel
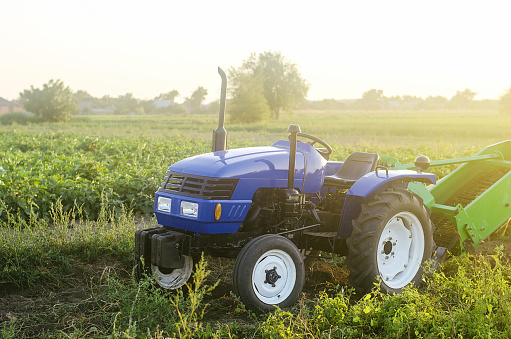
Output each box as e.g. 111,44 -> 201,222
233,234 -> 305,312
346,188 -> 435,294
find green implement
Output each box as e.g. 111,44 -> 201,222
391,141 -> 511,253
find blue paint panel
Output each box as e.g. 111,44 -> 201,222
154,191 -> 251,234
168,140 -> 327,197
337,170 -> 436,238
156,140 -> 327,233
324,161 -> 343,176
347,170 -> 436,198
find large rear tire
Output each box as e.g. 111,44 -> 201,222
233,234 -> 305,312
346,188 -> 435,294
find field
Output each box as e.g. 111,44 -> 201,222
1,110 -> 511,338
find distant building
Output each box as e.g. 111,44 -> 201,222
0,97 -> 23,115
78,100 -> 115,115
154,99 -> 174,109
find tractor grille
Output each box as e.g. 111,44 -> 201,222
159,171 -> 238,200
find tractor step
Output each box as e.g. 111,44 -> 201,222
303,231 -> 338,238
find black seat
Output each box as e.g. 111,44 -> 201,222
323,152 -> 379,188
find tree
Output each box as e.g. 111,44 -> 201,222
228,73 -> 270,123
155,90 -> 180,102
449,89 -> 477,109
186,86 -> 208,114
230,51 -> 309,119
114,93 -> 138,114
73,90 -> 94,105
358,89 -> 386,110
139,99 -> 155,114
420,95 -> 448,110
500,88 -> 511,114
20,79 -> 77,122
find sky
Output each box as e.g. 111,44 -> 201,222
1,0 -> 510,103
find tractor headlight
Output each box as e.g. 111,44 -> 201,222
157,197 -> 172,212
180,201 -> 198,218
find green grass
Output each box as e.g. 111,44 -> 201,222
3,109 -> 509,146
2,109 -> 511,337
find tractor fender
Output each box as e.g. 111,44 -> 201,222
347,170 -> 435,198
339,170 -> 436,238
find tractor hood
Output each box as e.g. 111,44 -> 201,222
169,142 -> 305,179
167,140 -> 327,195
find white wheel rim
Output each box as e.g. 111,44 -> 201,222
152,255 -> 193,289
377,211 -> 424,289
252,249 -> 296,305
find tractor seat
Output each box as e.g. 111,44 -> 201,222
323,152 -> 379,188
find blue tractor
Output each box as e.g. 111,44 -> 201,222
135,68 -> 437,311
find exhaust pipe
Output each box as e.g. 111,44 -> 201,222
282,124 -> 301,218
287,124 -> 301,189
212,67 -> 227,152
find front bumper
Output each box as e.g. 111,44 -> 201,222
154,192 -> 252,234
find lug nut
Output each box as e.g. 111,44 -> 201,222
385,256 -> 389,259
391,252 -> 394,256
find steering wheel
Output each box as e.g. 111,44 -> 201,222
290,132 -> 333,159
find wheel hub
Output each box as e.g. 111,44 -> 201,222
264,267 -> 281,287
383,240 -> 393,255
251,249 -> 296,304
377,212 -> 425,289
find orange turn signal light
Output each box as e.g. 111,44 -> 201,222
214,203 -> 222,220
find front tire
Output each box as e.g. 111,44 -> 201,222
233,235 -> 305,312
151,255 -> 194,290
346,188 -> 435,294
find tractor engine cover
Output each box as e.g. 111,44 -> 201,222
150,231 -> 190,269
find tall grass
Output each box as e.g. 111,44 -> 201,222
0,198 -> 141,288
260,250 -> 511,338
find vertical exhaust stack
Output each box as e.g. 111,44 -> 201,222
212,67 -> 227,152
287,124 -> 301,189
281,124 -> 301,218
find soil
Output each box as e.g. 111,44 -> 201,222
475,239 -> 511,260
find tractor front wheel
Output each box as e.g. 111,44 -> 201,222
233,234 -> 305,312
346,188 -> 435,294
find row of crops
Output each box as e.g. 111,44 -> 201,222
0,119 -> 477,223
0,130 -> 213,222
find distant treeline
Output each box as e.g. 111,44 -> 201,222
73,88 -> 217,115
301,89 -> 498,111
74,88 -> 498,116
